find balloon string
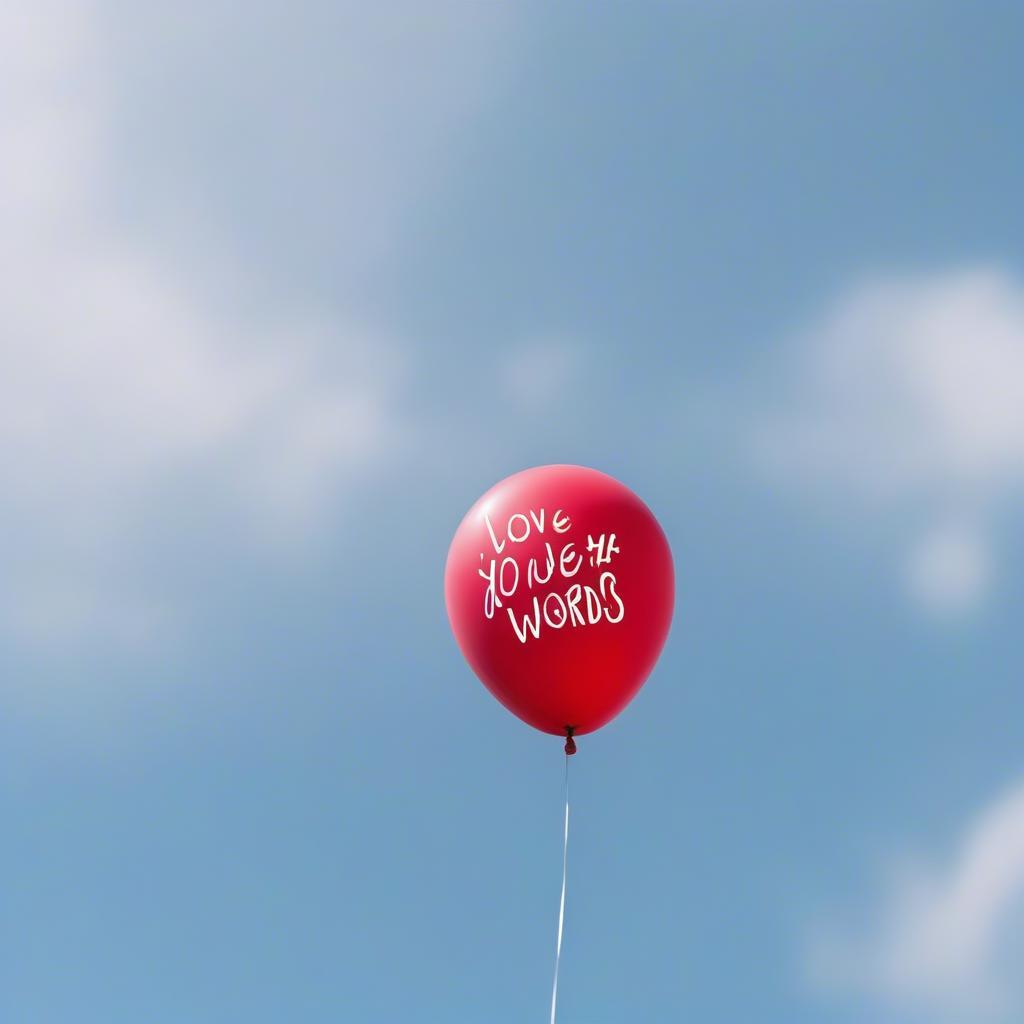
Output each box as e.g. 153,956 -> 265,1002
550,751 -> 570,1024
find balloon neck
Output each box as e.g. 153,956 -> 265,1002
564,727 -> 577,756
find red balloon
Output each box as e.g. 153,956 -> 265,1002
445,465 -> 674,740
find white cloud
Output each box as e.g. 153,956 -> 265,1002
755,268 -> 1024,613
805,777 -> 1024,1022
905,524 -> 993,617
0,0 -> 511,661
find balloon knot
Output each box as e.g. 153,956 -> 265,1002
564,727 -> 577,756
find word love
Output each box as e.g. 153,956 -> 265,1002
478,506 -> 625,644
482,506 -> 571,553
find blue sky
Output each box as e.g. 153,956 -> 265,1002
2,2 -> 1024,1022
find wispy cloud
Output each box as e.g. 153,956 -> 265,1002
805,777 -> 1024,1022
904,524 -> 993,617
754,268 -> 1024,613
0,0 -> 512,663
